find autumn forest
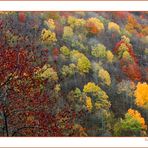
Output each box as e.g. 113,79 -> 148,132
0,11 -> 148,136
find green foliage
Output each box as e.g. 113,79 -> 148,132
61,64 -> 76,77
35,64 -> 58,81
114,117 -> 142,136
83,82 -> 110,111
98,68 -> 111,86
91,44 -> 107,58
60,46 -> 70,56
77,56 -> 91,74
63,26 -> 74,40
144,48 -> 148,55
70,50 -> 91,74
114,109 -> 147,136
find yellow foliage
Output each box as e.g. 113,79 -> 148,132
67,16 -> 86,28
77,56 -> 91,74
142,26 -> 148,36
86,17 -> 104,34
125,15 -> 142,34
70,50 -> 84,62
36,64 -> 58,81
86,96 -> 93,112
83,82 -> 99,93
122,51 -> 133,62
70,50 -> 91,74
91,44 -> 107,58
41,29 -> 57,44
63,26 -> 74,39
67,16 -> 75,25
101,90 -> 109,100
98,68 -> 111,86
94,102 -> 101,110
54,84 -> 61,93
0,11 -> 14,15
127,109 -> 147,130
83,82 -> 109,100
60,46 -> 70,56
122,51 -> 130,58
144,48 -> 148,55
108,22 -> 120,33
106,50 -> 114,63
46,18 -> 55,30
134,82 -> 148,108
117,42 -> 129,58
121,35 -> 130,44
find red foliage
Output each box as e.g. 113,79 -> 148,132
113,12 -> 128,20
0,42 -> 77,136
52,48 -> 59,62
121,61 -> 141,81
114,40 -> 141,81
18,12 -> 26,23
113,40 -> 138,64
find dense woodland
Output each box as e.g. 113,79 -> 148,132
0,11 -> 148,136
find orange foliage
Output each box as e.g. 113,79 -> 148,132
86,18 -> 104,34
128,109 -> 147,130
125,15 -> 142,36
134,82 -> 148,108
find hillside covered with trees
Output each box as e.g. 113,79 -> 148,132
0,11 -> 147,136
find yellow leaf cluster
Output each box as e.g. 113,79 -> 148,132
60,46 -> 70,56
134,82 -> 148,108
86,96 -> 93,112
142,26 -> 148,36
63,26 -> 74,39
70,50 -> 84,62
118,43 -> 128,53
0,11 -> 14,15
101,92 -> 109,100
125,15 -> 142,35
70,50 -> 91,74
122,51 -> 133,62
41,29 -> 57,44
46,18 -> 55,30
91,44 -> 107,58
121,35 -> 130,44
77,56 -> 91,74
83,82 -> 109,100
108,22 -> 120,33
83,82 -> 100,93
86,17 -> 104,34
54,84 -> 61,93
67,16 -> 86,28
36,64 -> 58,81
98,68 -> 111,86
106,50 -> 114,63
